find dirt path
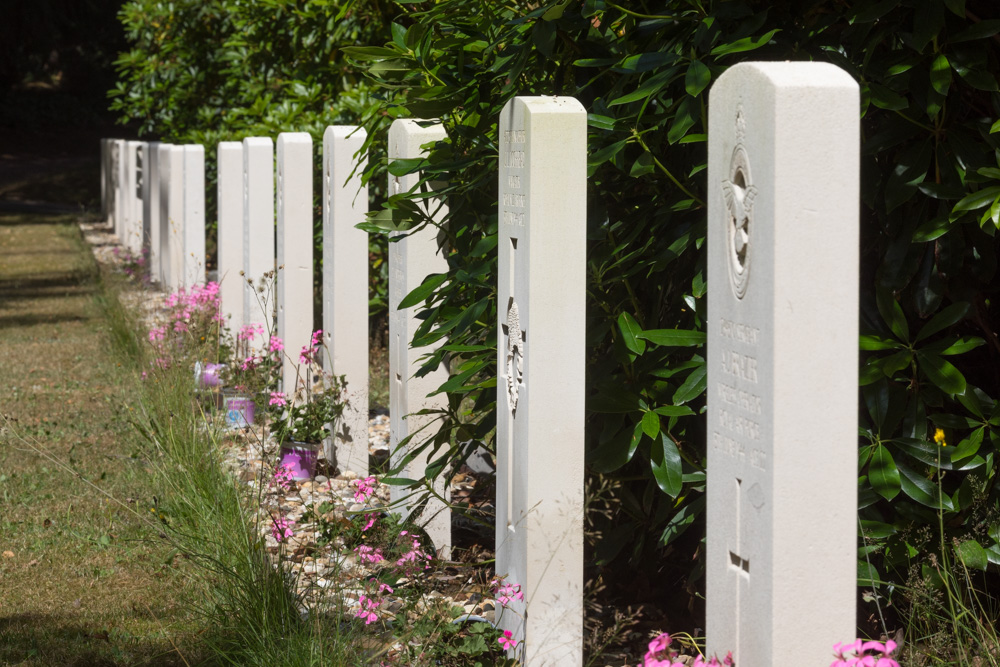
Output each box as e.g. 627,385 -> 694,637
0,187 -> 204,664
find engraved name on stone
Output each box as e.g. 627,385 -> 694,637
712,316 -> 765,471
500,128 -> 526,227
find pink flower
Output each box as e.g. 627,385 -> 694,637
268,336 -> 284,353
377,582 -> 393,595
354,594 -> 380,625
829,639 -> 900,667
352,476 -> 377,503
498,630 -> 518,651
355,545 -> 385,564
362,514 -> 377,532
238,323 -> 263,341
269,391 -> 287,407
271,516 -> 294,542
272,463 -> 294,491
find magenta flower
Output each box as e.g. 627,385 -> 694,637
354,594 -> 380,625
355,545 -> 385,564
362,514 -> 377,532
268,336 -> 284,353
271,516 -> 295,542
269,391 -> 287,407
272,463 -> 294,491
498,630 -> 518,651
352,476 -> 377,503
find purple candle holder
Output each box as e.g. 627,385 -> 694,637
223,394 -> 255,428
279,442 -> 319,480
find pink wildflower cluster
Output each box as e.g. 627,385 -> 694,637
146,282 -> 222,366
492,576 -> 524,607
271,516 -> 295,543
269,391 -> 287,407
352,476 -> 377,503
268,336 -> 284,353
237,323 -> 264,341
299,329 -> 323,365
355,545 -> 386,564
641,634 -> 732,667
272,463 -> 294,491
831,639 -> 900,667
354,579 -> 394,625
394,530 -> 433,573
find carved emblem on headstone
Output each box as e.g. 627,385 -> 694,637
505,298 -> 524,414
722,107 -> 757,299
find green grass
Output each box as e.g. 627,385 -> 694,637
0,211 -> 206,666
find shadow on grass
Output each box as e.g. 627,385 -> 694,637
0,611 -> 211,667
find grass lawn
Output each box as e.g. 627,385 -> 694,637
0,207 -> 207,666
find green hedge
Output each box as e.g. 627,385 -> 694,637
114,0 -> 1000,626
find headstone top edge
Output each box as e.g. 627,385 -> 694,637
276,132 -> 313,145
503,95 -> 586,115
324,125 -> 367,140
243,136 -> 275,148
182,144 -> 205,154
218,141 -> 243,148
713,60 -> 858,92
390,118 -> 446,136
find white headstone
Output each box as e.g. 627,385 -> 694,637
132,141 -> 148,257
157,144 -> 175,286
276,132 -> 314,396
182,144 -> 206,286
706,62 -> 859,665
166,145 -> 185,290
218,141 -> 245,333
114,139 -> 126,240
100,139 -> 108,222
387,119 -> 451,556
495,96 -> 586,665
123,141 -> 139,251
322,126 -> 370,476
144,143 -> 162,283
243,137 -> 275,346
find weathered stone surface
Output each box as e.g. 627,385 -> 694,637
242,136 -> 275,348
706,61 -> 859,665
322,126 -> 369,475
217,141 -> 244,330
496,96 -> 587,666
387,119 -> 450,558
276,132 -> 314,398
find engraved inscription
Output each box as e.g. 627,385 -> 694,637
714,315 -> 765,471
501,123 -> 527,227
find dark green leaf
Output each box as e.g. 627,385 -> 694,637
651,433 -> 683,498
617,312 -> 646,355
917,351 -> 967,395
709,29 -> 780,56
869,445 -> 901,501
685,60 -> 711,96
637,329 -> 706,346
397,273 -> 448,310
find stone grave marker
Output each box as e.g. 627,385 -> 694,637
100,139 -> 108,221
496,96 -> 586,665
322,126 -> 369,475
122,140 -> 139,251
142,142 -> 162,280
182,144 -> 206,286
276,132 -> 314,396
705,62 -> 859,665
165,145 -> 185,290
156,144 -> 175,286
218,141 -> 245,332
243,136 -> 275,348
387,119 -> 451,556
114,139 -> 126,240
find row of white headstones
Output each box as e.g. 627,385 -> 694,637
100,62 -> 860,666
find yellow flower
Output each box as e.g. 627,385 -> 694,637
933,428 -> 947,447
